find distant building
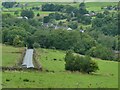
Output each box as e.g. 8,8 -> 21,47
24,16 -> 28,19
55,26 -> 59,29
67,28 -> 72,31
84,14 -> 90,16
80,29 -> 85,33
17,16 -> 28,19
17,17 -> 23,19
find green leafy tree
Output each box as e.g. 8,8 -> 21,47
21,10 -> 34,19
79,2 -> 88,15
14,11 -> 19,16
68,21 -> 78,29
13,35 -> 24,47
43,16 -> 50,23
86,45 -> 114,60
33,42 -> 40,48
37,13 -> 40,17
2,2 -> 16,8
65,51 -> 99,73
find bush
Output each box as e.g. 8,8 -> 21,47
33,42 -> 40,48
21,10 -> 34,19
23,79 -> 29,82
86,45 -> 114,60
68,21 -> 78,29
65,50 -> 99,74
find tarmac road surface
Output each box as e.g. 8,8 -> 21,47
22,49 -> 34,68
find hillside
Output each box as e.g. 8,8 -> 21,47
1,1 -> 119,88
2,45 -> 118,88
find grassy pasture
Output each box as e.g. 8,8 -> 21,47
2,45 -> 24,67
2,47 -> 118,88
85,2 -> 118,11
66,2 -> 118,11
2,70 -> 118,88
36,48 -> 66,72
2,2 -> 118,17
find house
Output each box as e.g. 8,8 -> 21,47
80,29 -> 85,33
84,14 -> 90,16
17,16 -> 28,19
24,16 -> 28,19
67,28 -> 72,31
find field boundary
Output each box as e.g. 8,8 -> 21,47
1,48 -> 42,71
33,49 -> 42,71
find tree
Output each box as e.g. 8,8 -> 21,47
68,21 -> 78,29
81,16 -> 91,25
2,26 -> 28,46
65,50 -> 75,71
33,42 -> 40,48
81,56 -> 99,74
79,2 -> 86,10
21,10 -> 34,19
2,2 -> 16,8
43,16 -> 50,23
37,13 -> 40,17
97,34 -> 115,49
26,36 -> 34,49
42,3 -> 64,11
14,11 -> 19,16
65,50 -> 99,73
96,13 -> 104,18
13,35 -> 24,47
79,2 -> 88,15
86,45 -> 114,60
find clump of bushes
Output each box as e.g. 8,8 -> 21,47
23,79 -> 29,82
65,50 -> 99,74
6,79 -> 10,82
86,45 -> 114,60
33,42 -> 40,48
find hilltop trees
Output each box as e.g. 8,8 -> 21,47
2,1 -> 118,62
65,50 -> 99,73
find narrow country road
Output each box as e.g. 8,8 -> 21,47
22,49 -> 34,68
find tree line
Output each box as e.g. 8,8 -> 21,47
2,2 -> 119,61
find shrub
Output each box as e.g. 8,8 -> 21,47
6,79 -> 10,82
68,21 -> 78,29
23,79 -> 29,82
65,50 -> 99,74
33,42 -> 40,48
21,10 -> 34,19
86,45 -> 114,60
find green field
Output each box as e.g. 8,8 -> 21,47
2,2 -> 118,17
86,2 -> 118,11
2,46 -> 118,88
2,45 -> 24,67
